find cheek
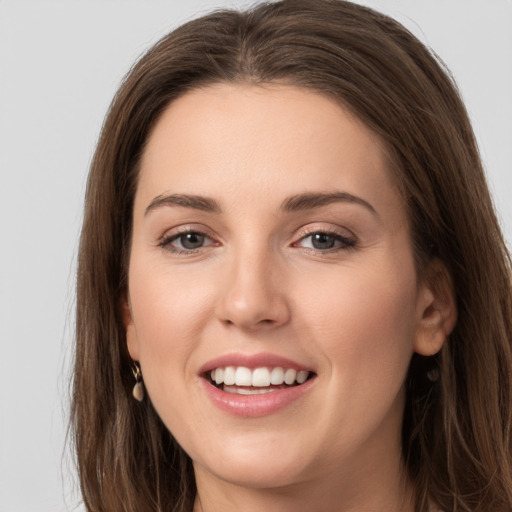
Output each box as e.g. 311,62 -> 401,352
126,257 -> 217,403
296,258 -> 418,384
129,258 -> 214,343
289,259 -> 419,458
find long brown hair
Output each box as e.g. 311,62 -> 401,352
72,1 -> 512,510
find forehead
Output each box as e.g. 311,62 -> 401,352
136,83 -> 403,221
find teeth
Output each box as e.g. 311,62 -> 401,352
284,369 -> 297,385
223,366 -> 236,386
214,368 -> 224,385
270,367 -> 284,385
235,367 -> 252,386
252,367 -> 270,387
224,385 -> 277,395
209,366 -> 311,387
296,370 -> 309,384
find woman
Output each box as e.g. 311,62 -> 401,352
71,0 -> 512,510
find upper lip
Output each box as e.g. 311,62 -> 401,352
199,352 -> 314,375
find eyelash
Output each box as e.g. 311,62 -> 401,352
158,228 -> 357,255
158,228 -> 215,255
294,228 -> 356,253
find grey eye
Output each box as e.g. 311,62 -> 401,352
176,232 -> 206,250
310,233 -> 336,250
298,231 -> 355,251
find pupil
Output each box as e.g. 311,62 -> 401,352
182,233 -> 204,249
312,233 -> 335,249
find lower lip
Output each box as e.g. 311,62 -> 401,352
200,377 -> 316,418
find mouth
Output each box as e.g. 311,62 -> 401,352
204,366 -> 315,395
199,354 -> 317,417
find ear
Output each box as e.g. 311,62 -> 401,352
413,259 -> 457,356
122,294 -> 140,361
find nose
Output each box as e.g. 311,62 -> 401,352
215,248 -> 291,330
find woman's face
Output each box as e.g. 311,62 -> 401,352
125,84 -> 439,496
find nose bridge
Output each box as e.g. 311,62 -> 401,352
217,235 -> 289,329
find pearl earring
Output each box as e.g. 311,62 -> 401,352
132,362 -> 144,401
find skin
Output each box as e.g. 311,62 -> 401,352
124,84 -> 455,512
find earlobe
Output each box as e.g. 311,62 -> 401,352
413,259 -> 457,356
122,295 -> 140,361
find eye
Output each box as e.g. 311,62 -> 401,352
297,231 -> 355,251
160,230 -> 214,253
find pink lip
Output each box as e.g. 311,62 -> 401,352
200,377 -> 316,418
198,352 -> 316,418
199,352 -> 313,374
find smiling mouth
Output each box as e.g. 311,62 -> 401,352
206,366 -> 315,395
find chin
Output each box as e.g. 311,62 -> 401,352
198,458 -> 307,490
190,433 -> 314,490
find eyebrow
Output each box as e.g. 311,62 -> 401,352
144,191 -> 378,218
145,193 -> 222,216
281,192 -> 378,217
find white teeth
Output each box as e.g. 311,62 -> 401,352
252,367 -> 271,387
235,367 -> 252,386
223,366 -> 236,386
214,368 -> 224,385
224,385 -> 277,395
270,367 -> 285,385
284,369 -> 297,385
208,366 -> 311,387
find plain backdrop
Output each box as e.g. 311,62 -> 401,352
0,1 -> 511,510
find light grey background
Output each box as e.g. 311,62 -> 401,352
1,1 -> 511,510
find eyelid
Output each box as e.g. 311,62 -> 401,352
295,223 -> 355,240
